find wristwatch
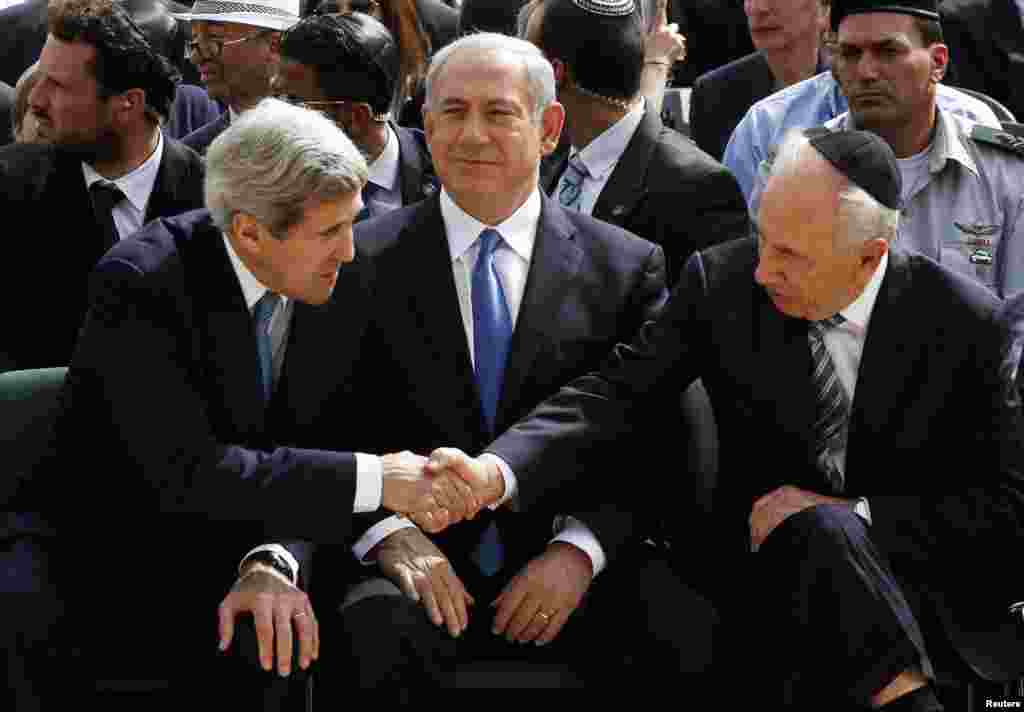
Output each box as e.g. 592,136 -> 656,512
240,549 -> 296,585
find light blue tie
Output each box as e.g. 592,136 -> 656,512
557,154 -> 589,211
357,181 -> 383,222
253,291 -> 281,404
471,228 -> 512,576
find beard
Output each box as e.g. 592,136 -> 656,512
54,124 -> 121,165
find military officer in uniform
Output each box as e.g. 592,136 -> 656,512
750,0 -> 1024,298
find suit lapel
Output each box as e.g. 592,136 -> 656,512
49,150 -> 107,271
276,257 -> 369,432
845,248 -> 920,481
393,123 -> 437,205
395,198 -> 484,432
753,288 -> 817,467
145,137 -> 197,222
496,196 -> 582,432
590,107 -> 659,227
188,224 -> 266,437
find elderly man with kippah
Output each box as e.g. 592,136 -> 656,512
174,0 -> 300,153
430,126 -> 1024,707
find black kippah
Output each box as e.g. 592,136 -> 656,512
831,0 -> 940,31
805,129 -> 903,210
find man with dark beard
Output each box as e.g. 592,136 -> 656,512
0,0 -> 205,372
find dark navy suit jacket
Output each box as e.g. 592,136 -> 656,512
50,208 -> 372,677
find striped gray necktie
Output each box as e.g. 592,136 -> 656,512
809,314 -> 849,493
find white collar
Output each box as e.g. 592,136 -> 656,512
441,187 -> 541,264
81,128 -> 164,215
221,232 -> 290,312
839,249 -> 888,334
367,123 -> 400,192
571,101 -> 645,180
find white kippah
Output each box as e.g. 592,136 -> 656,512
571,0 -> 636,16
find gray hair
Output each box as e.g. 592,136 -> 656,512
205,97 -> 369,237
765,129 -> 900,247
423,32 -> 556,123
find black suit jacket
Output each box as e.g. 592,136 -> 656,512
344,193 -> 668,584
543,108 -> 749,284
181,110 -> 230,156
487,238 -> 1024,675
393,123 -> 439,206
0,137 -> 205,371
942,0 -> 1024,123
50,208 -> 370,677
690,51 -> 776,161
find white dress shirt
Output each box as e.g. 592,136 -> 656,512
224,234 -> 385,583
821,250 -> 889,523
81,128 -> 164,241
351,188 -> 608,575
556,102 -> 645,216
364,123 -> 403,217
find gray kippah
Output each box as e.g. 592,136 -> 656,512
571,0 -> 636,16
805,128 -> 903,210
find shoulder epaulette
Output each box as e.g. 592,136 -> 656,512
970,124 -> 1024,157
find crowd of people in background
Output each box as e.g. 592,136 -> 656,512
2,0 -> 1023,708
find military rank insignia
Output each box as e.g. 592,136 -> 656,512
970,125 -> 1024,157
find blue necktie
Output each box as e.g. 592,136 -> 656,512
357,181 -> 383,222
253,291 -> 281,404
557,154 -> 589,211
472,228 -> 513,435
471,228 -> 512,576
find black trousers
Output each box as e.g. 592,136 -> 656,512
324,543 -> 717,694
728,504 -> 938,709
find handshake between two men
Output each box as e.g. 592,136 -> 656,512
381,448 -> 505,534
217,447 -> 505,676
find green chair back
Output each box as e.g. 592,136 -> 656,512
0,367 -> 68,506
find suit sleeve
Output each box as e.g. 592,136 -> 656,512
556,243 -> 671,565
867,307 -> 1024,600
60,258 -> 360,546
488,250 -> 709,516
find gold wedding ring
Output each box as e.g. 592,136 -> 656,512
536,610 -> 555,621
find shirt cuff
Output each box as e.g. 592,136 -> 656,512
854,497 -> 872,525
352,515 -> 419,564
551,515 -> 606,577
479,453 -> 517,508
354,452 -> 383,513
239,543 -> 300,581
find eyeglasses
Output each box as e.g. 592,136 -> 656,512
187,31 -> 267,60
296,99 -> 357,111
275,95 -> 391,122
